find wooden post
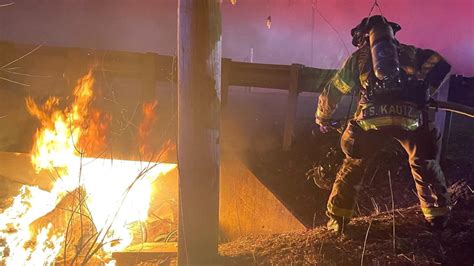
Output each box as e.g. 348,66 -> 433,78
433,74 -> 452,161
221,58 -> 231,108
282,64 -> 302,151
247,48 -> 254,92
141,52 -> 157,101
177,1 -> 221,265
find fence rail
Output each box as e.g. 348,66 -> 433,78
0,40 -> 471,151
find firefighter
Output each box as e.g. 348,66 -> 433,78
315,15 -> 452,232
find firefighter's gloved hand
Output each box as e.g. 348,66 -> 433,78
315,118 -> 338,134
319,125 -> 333,134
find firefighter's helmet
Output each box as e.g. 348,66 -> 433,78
351,15 -> 401,47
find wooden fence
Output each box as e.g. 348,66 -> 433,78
0,41 -> 335,151
0,41 -> 471,152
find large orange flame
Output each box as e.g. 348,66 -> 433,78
0,71 -> 176,265
25,70 -> 103,172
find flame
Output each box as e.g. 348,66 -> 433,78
0,186 -> 63,265
0,71 -> 176,265
25,71 -> 101,172
139,100 -> 158,156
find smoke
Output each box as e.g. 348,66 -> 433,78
222,0 -> 473,75
0,0 -> 471,74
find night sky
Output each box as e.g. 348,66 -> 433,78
0,0 -> 472,75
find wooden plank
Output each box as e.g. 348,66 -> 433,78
219,153 -> 305,241
0,152 -> 54,191
118,242 -> 177,253
0,40 -> 336,93
177,0 -> 221,265
0,42 -> 13,67
112,242 -> 177,266
299,66 -> 336,93
282,64 -> 302,151
64,47 -> 89,90
229,61 -> 291,89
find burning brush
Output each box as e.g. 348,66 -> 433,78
0,71 -> 176,265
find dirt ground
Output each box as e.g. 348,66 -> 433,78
219,200 -> 474,265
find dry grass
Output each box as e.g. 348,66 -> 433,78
219,197 -> 474,265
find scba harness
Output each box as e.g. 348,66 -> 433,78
357,67 -> 429,131
353,16 -> 430,131
315,16 -> 451,132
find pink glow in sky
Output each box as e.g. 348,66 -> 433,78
0,0 -> 472,75
222,0 -> 474,75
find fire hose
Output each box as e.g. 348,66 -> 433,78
428,100 -> 474,118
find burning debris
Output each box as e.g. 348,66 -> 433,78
0,71 -> 176,265
0,186 -> 62,265
139,100 -> 160,157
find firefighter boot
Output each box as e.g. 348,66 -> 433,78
326,215 -> 349,233
426,215 -> 450,231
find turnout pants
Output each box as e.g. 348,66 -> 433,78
327,120 -> 451,220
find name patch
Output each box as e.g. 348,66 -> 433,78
359,104 -> 421,119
